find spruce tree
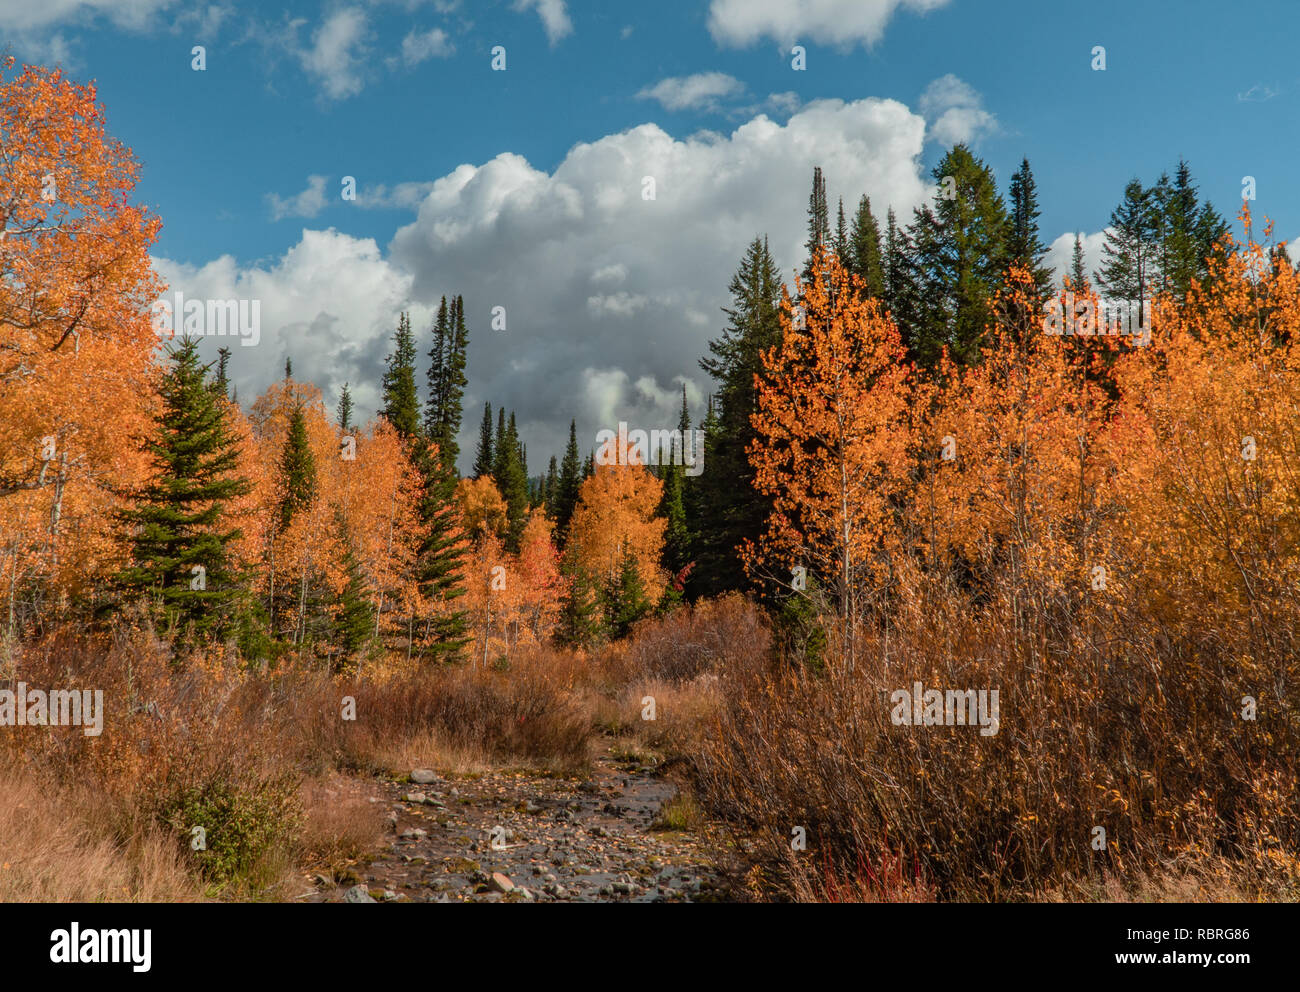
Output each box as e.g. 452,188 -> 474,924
604,546 -> 651,639
381,312 -> 420,441
802,166 -> 831,281
279,402 -> 317,533
832,196 -> 849,262
884,207 -> 920,346
1006,157 -> 1054,300
554,420 -> 582,541
559,562 -> 603,647
695,237 -> 783,596
115,337 -> 252,643
848,196 -> 886,299
1070,234 -> 1091,292
213,347 -> 231,399
425,295 -> 469,475
543,455 -> 558,517
494,412 -> 529,550
1096,178 -> 1160,328
907,144 -> 1011,367
473,402 -> 494,478
337,382 -> 354,433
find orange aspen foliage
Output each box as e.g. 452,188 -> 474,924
747,247 -> 913,667
565,437 -> 667,603
0,59 -> 162,616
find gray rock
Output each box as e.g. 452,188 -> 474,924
403,792 -> 428,803
489,872 -> 514,893
400,828 -> 428,840
410,769 -> 439,784
343,885 -> 377,903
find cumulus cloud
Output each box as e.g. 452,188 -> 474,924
266,175 -> 331,221
707,0 -> 951,48
918,74 -> 997,146
511,0 -> 572,46
637,72 -> 745,112
153,229 -> 423,422
165,98 -> 932,473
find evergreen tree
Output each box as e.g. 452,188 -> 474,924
332,513 -> 374,667
543,455 -> 559,517
381,312 -> 420,441
558,562 -> 603,647
284,356 -> 292,380
115,337 -> 252,642
473,402 -> 494,478
212,347 -> 232,399
907,145 -> 1011,367
848,195 -> 886,298
802,166 -> 831,281
279,402 -> 317,533
884,206 -> 920,343
1070,234 -> 1091,292
554,420 -> 582,541
493,411 -> 529,550
604,545 -> 651,639
582,451 -> 594,480
832,196 -> 849,262
1006,157 -> 1054,300
425,295 -> 469,475
1155,159 -> 1228,299
1096,178 -> 1161,328
695,237 -> 783,596
337,382 -> 354,433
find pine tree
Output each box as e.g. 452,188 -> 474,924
213,347 -> 232,399
1096,178 -> 1160,328
1006,157 -> 1054,300
425,295 -> 469,475
332,513 -> 374,667
884,206 -> 920,344
832,196 -> 849,262
554,420 -> 582,541
543,455 -> 559,517
115,337 -> 252,643
582,451 -> 594,480
381,312 -> 420,441
695,237 -> 783,596
473,402 -> 494,478
1069,234 -> 1091,292
558,562 -> 603,647
337,382 -> 354,433
848,195 -> 886,299
494,412 -> 529,551
604,545 -> 651,638
1156,159 -> 1228,300
279,402 -> 317,532
802,166 -> 831,281
907,144 -> 1011,367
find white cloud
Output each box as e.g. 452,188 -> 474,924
394,26 -> 454,67
707,0 -> 951,48
266,175 -> 330,221
511,0 -> 572,46
152,229 -> 422,419
637,72 -> 745,112
170,97 -> 933,473
296,6 -> 370,100
918,74 -> 997,146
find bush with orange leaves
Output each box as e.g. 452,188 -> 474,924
696,221 -> 1300,901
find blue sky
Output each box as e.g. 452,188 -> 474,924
4,0 -> 1298,470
